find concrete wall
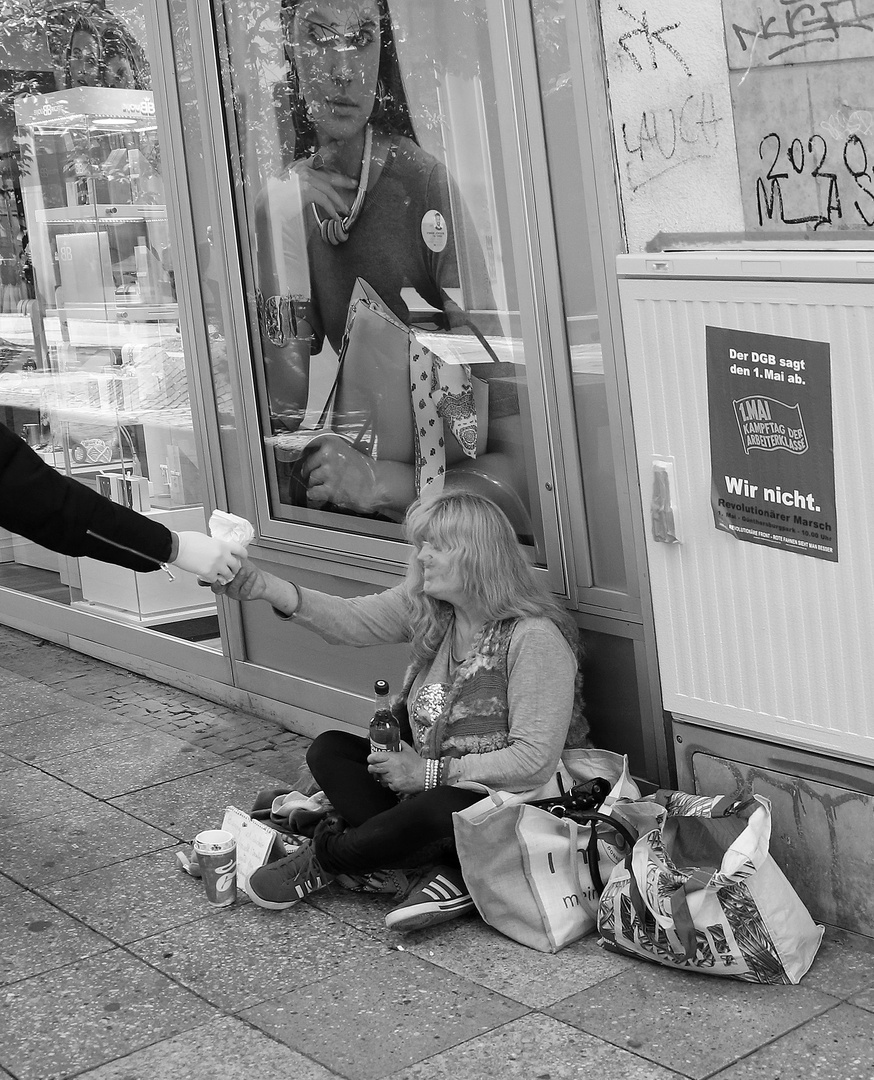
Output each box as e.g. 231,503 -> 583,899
674,718 -> 874,937
598,0 -> 743,250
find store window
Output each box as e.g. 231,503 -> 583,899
0,1 -> 220,646
216,0 -> 554,559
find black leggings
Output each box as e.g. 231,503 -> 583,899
306,730 -> 481,875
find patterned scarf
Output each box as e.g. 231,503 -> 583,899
395,619 -> 514,759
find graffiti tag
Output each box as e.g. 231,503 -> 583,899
731,0 -> 874,62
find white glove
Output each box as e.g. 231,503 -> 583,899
171,531 -> 246,583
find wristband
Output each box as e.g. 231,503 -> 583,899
271,583 -> 301,620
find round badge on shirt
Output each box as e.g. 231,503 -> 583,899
421,210 -> 448,252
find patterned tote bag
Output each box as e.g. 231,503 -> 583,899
597,791 -> 824,984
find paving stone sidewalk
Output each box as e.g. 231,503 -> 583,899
1,623 -> 874,1080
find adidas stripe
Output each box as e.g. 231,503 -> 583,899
422,875 -> 464,901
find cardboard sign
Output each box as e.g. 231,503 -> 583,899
220,806 -> 286,892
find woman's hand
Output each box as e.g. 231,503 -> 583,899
367,742 -> 426,795
211,558 -> 302,616
210,557 -> 269,602
287,158 -> 357,222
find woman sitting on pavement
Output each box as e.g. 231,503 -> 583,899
215,489 -> 586,931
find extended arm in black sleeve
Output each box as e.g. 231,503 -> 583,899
0,423 -> 172,572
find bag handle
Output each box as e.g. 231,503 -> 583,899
310,297 -> 377,449
318,294 -> 370,427
571,810 -> 638,896
628,870 -> 699,961
651,789 -> 759,820
436,291 -> 501,366
625,848 -> 697,958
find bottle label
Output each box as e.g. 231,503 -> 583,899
370,731 -> 400,753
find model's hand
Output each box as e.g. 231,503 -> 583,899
287,157 -> 357,221
172,532 -> 245,583
210,557 -> 268,601
367,742 -> 427,795
301,435 -> 381,513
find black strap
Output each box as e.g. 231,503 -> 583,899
528,776 -> 611,817
438,292 -> 501,365
572,810 -> 639,895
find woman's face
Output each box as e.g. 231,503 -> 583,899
69,30 -> 100,87
291,0 -> 381,144
105,53 -> 135,89
417,538 -> 467,608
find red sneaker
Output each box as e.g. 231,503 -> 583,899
245,839 -> 334,910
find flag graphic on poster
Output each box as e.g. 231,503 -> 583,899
707,326 -> 837,562
733,397 -> 808,455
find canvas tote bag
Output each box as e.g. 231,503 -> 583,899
597,790 -> 824,984
452,749 -> 642,953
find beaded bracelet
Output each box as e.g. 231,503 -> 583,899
424,757 -> 449,791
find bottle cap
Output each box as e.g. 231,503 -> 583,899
374,679 -> 389,695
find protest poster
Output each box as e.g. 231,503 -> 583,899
707,325 -> 837,561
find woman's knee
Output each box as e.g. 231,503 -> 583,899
306,728 -> 366,773
401,788 -> 480,833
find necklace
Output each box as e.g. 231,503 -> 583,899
311,124 -> 373,245
450,620 -> 481,669
449,636 -> 464,667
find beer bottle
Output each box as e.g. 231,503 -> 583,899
369,679 -> 401,753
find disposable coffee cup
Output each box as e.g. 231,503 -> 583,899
193,829 -> 237,907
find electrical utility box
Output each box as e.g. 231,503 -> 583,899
618,250 -> 874,935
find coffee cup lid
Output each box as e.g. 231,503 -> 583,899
193,829 -> 235,854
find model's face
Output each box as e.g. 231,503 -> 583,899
69,31 -> 100,87
105,53 -> 135,89
291,0 -> 381,144
417,538 -> 466,607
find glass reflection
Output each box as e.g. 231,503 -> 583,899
223,0 -> 543,548
0,2 -> 219,647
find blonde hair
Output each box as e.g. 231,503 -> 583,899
404,489 -> 577,668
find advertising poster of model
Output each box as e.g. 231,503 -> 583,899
707,325 -> 837,562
